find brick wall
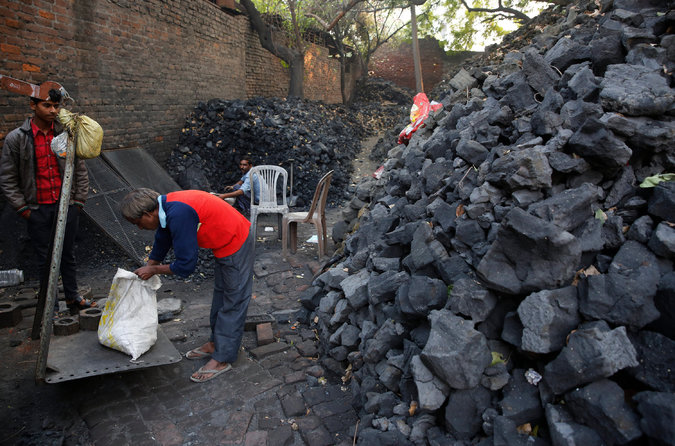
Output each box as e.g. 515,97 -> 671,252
244,27 -> 341,103
370,37 -> 478,95
0,0 -> 342,165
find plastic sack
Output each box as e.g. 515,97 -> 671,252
397,92 -> 443,145
98,268 -> 161,360
57,108 -> 103,159
50,132 -> 69,159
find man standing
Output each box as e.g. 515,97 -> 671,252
218,157 -> 260,215
120,188 -> 254,383
0,84 -> 94,315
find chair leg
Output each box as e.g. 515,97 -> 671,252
250,211 -> 257,241
315,221 -> 324,258
321,215 -> 328,256
289,222 -> 298,254
281,218 -> 288,256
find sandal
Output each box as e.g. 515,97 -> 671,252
185,347 -> 211,360
66,296 -> 97,315
190,364 -> 232,383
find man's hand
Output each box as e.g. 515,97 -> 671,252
224,185 -> 234,191
134,265 -> 157,280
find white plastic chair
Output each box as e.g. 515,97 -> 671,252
282,170 -> 333,258
249,165 -> 289,241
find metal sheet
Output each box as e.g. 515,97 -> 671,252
102,149 -> 181,195
84,157 -> 155,265
45,327 -> 182,383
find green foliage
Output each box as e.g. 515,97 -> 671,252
417,0 -> 548,51
490,351 -> 506,366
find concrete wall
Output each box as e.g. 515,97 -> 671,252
0,0 -> 342,165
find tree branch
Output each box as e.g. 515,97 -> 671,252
325,0 -> 366,31
238,0 -> 297,62
459,0 -> 530,22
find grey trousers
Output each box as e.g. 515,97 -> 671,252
209,229 -> 254,363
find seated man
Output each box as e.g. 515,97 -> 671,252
217,157 -> 260,215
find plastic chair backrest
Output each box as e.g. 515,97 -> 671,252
250,165 -> 288,209
304,170 -> 333,222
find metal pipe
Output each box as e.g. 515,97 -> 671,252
35,136 -> 76,383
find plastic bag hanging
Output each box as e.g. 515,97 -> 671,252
57,108 -> 103,159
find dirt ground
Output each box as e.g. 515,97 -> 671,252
0,137 -> 382,446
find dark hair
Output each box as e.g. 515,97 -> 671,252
31,88 -> 62,104
240,156 -> 253,165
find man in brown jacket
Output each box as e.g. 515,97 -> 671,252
0,85 -> 95,315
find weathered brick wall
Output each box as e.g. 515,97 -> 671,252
370,38 -> 478,95
0,0 -> 342,165
244,28 -> 342,103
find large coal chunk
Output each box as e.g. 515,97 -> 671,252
648,271 -> 675,339
396,275 -> 447,317
421,309 -> 492,390
567,116 -> 632,170
527,183 -> 604,232
578,240 -> 660,329
444,386 -> 493,440
498,369 -> 544,426
448,277 -> 497,323
518,286 -> 580,354
565,379 -> 642,445
648,181 -> 675,222
599,64 -> 675,116
544,321 -> 638,394
485,147 -> 553,191
633,391 -> 675,446
477,207 -> 582,295
546,403 -> 604,446
363,319 -> 407,364
410,355 -> 449,411
626,330 -> 675,392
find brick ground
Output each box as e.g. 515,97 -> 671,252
0,210 -> 359,446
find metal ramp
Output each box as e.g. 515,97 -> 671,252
45,327 -> 182,383
83,149 -> 181,265
102,148 -> 181,195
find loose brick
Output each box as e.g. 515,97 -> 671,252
256,322 -> 275,346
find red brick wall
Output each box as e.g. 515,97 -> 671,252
0,0 -> 342,165
244,28 -> 341,103
370,38 -> 478,94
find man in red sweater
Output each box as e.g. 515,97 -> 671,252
120,188 -> 254,382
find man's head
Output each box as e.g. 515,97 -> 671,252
30,88 -> 63,124
120,188 -> 161,230
239,157 -> 253,174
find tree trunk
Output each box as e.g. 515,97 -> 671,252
239,0 -> 306,99
411,4 -> 424,93
288,52 -> 305,98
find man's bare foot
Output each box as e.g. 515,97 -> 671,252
190,358 -> 232,382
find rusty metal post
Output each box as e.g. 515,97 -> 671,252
35,136 -> 76,383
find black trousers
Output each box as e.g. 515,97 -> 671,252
26,204 -> 81,303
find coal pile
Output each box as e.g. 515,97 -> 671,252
308,0 -> 675,444
353,77 -> 414,106
167,95 -> 403,208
